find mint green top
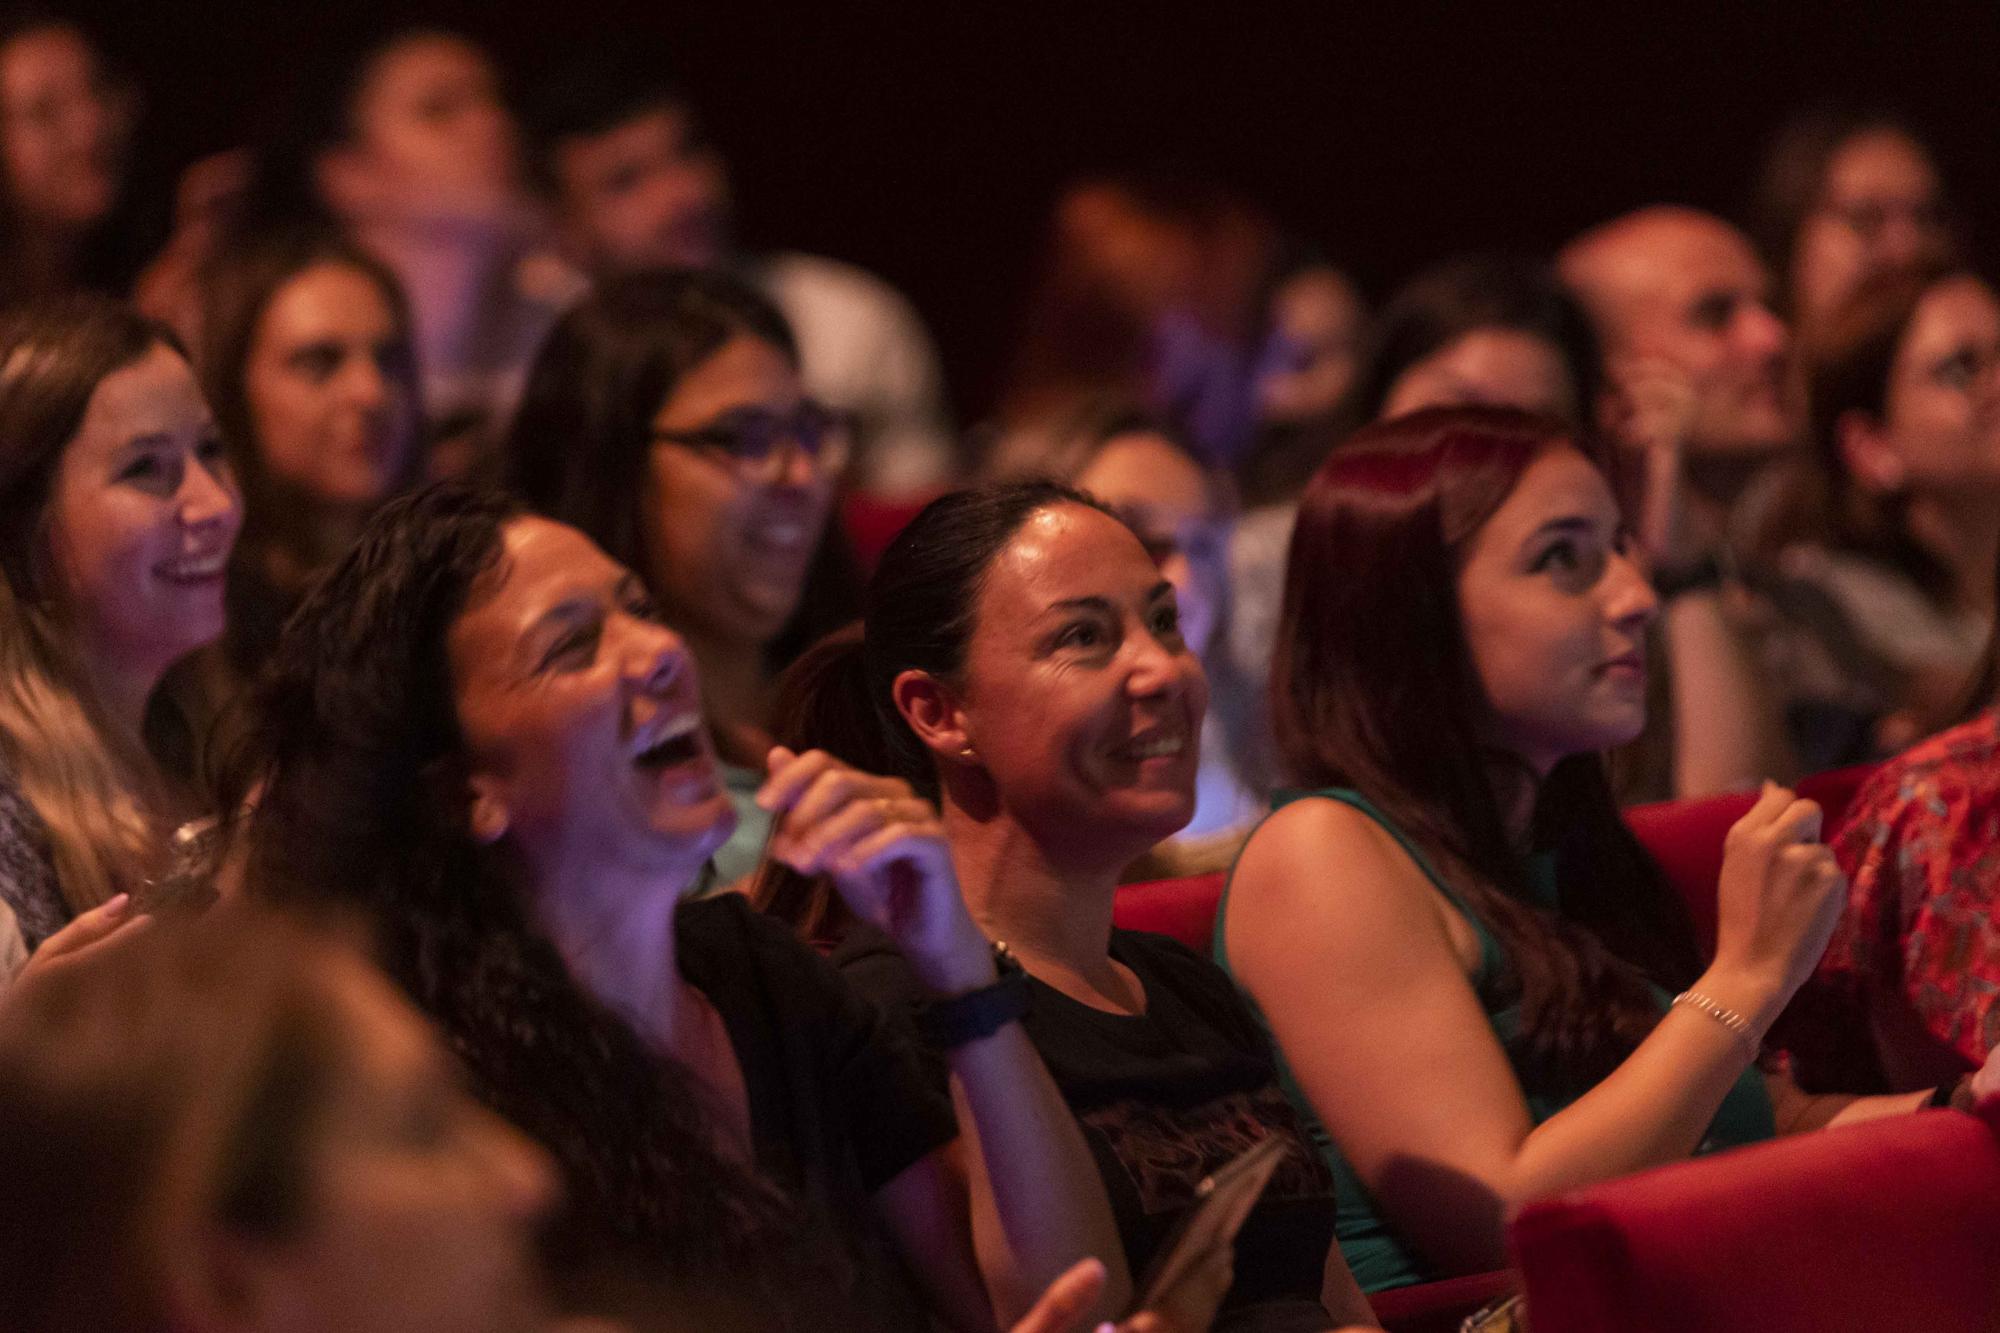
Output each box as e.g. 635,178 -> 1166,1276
1214,787 -> 1775,1294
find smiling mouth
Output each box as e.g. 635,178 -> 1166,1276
155,553 -> 229,584
1114,730 -> 1189,763
634,713 -> 706,771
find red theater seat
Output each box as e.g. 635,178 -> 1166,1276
1510,1097 -> 2000,1333
1112,870 -> 1227,953
1624,764 -> 1876,950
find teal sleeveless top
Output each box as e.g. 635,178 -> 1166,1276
1214,787 -> 1776,1294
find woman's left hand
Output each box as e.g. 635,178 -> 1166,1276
759,746 -> 995,995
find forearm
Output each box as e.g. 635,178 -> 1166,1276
947,1022 -> 1131,1325
1494,967 -> 1785,1208
1764,1063 -> 1931,1133
1662,592 -> 1798,795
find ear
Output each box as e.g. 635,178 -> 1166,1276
465,775 -> 511,845
890,668 -> 974,764
1837,408 -> 1906,494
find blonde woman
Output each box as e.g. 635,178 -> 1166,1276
0,296 -> 241,959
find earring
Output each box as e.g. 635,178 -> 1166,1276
959,746 -> 977,759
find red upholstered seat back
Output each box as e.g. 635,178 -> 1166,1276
1511,1098 -> 2000,1333
1624,764 -> 1877,951
1111,870 -> 1227,953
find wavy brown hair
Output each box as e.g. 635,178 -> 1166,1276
1273,405 -> 1700,1094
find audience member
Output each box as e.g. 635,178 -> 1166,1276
1238,250 -> 1368,509
506,269 -> 859,884
1749,108 -> 1956,342
1218,406 -> 1998,1293
218,29 -> 582,471
0,12 -> 152,304
757,480 -> 1378,1332
997,171 -> 1280,471
527,48 -> 955,497
169,226 -> 422,765
1228,256 -> 1608,802
0,297 -> 238,956
982,402 -> 1258,850
1762,262 -> 2000,764
1560,207 -> 1802,794
0,904 -> 567,1333
237,485 -> 1130,1330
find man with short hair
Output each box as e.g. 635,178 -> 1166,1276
529,53 -> 957,497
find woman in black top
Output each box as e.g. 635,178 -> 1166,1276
235,485 -> 1127,1330
759,481 -> 1377,1333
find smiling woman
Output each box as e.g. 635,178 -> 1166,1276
505,269 -> 859,886
0,296 -> 240,959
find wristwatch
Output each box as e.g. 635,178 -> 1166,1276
913,941 -> 1031,1050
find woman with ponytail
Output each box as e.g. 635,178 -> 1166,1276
759,480 -> 1377,1333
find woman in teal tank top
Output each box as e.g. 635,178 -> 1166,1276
1218,408 -> 1987,1293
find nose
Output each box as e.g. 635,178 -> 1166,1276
1604,548 -> 1660,633
1736,302 -> 1790,363
1872,214 -> 1928,268
341,352 -> 390,414
619,612 -> 691,695
1123,616 -> 1185,700
179,452 -> 240,535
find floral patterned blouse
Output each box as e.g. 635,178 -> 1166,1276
1799,710 -> 2000,1088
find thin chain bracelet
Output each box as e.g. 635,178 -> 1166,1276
1671,989 -> 1760,1061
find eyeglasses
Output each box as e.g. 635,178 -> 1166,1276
651,400 -> 851,482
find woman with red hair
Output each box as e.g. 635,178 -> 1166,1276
1216,405 -> 1999,1293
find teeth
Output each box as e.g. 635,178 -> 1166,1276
1125,735 -> 1185,760
634,711 -> 703,759
750,521 -> 807,548
160,553 -> 227,579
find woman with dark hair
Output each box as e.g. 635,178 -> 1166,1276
235,484 -> 1127,1331
0,903 -> 569,1333
1228,258 -> 1608,800
171,225 -> 422,753
1218,406 -> 1998,1293
0,296 -> 240,958
0,11 -> 156,304
505,268 -> 859,885
1750,108 -> 1956,340
1759,261 -> 2000,765
757,480 -> 1379,1332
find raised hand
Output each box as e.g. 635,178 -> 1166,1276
14,894 -> 153,988
1711,782 -> 1847,1011
758,746 -> 994,995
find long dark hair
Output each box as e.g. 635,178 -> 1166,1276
756,480 -> 1117,940
504,268 -> 858,683
233,484 -> 817,1306
1273,406 -> 1699,1094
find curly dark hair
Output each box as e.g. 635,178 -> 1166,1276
231,484 -> 825,1315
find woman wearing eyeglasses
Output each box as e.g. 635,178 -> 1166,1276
506,270 -> 859,884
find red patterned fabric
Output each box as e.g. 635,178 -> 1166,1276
1511,1098 -> 2000,1333
1804,712 -> 2000,1087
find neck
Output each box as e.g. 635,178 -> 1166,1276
943,793 -> 1124,990
83,649 -> 162,758
532,852 -> 695,1053
1484,753 -> 1545,850
1904,491 -> 2000,613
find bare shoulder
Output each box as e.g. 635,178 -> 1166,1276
1229,796 -> 1453,956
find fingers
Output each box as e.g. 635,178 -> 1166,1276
782,796 -> 940,877
35,893 -> 137,961
1009,1258 -> 1107,1333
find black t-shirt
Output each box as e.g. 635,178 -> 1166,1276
679,895 -> 959,1329
835,924 -> 1341,1333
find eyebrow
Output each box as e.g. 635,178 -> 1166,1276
1525,516 -> 1598,543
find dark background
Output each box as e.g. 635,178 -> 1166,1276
62,0 -> 2000,419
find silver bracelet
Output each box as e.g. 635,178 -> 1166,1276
1671,989 -> 1761,1060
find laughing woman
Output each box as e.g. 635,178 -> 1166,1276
235,485 -> 1126,1331
0,297 -> 241,960
504,269 -> 859,885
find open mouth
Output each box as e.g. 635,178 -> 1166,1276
634,714 -> 705,771
1114,729 -> 1190,763
155,552 -> 229,584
